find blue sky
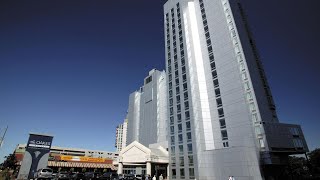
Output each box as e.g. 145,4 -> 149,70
0,0 -> 319,162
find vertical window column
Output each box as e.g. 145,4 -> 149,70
199,0 -> 229,148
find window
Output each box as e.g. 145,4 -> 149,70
186,121 -> 191,131
293,139 -> 303,148
211,61 -> 216,70
176,95 -> 180,103
215,88 -> 221,97
179,156 -> 184,166
182,66 -> 186,74
181,58 -> 185,65
202,13 -> 206,20
189,168 -> 195,178
183,83 -> 188,91
176,87 -> 180,94
171,156 -> 176,164
244,81 -> 250,90
184,101 -> 189,110
239,62 -> 245,71
252,113 -> 258,122
219,118 -> 226,129
170,116 -> 174,125
205,32 -> 210,39
177,114 -> 182,122
169,82 -> 172,89
187,144 -> 193,153
212,70 -> 217,79
218,108 -> 224,118
177,104 -> 181,112
223,141 -> 229,147
201,8 -> 205,15
180,169 -> 185,179
171,146 -> 175,153
242,72 -> 248,80
290,127 -> 300,136
180,42 -> 183,48
171,136 -> 175,145
170,107 -> 174,115
178,134 -> 183,143
206,38 -> 211,46
209,54 -> 214,62
185,111 -> 190,120
184,92 -> 188,100
170,126 -> 175,134
180,50 -> 185,57
182,74 -> 187,82
249,102 -> 256,111
213,79 -> 219,88
179,145 -> 183,154
172,169 -> 176,179
188,156 -> 194,166
187,132 -> 192,142
178,124 -> 182,133
255,126 -> 261,135
207,45 -> 213,52
170,98 -> 173,106
259,139 -> 265,148
221,130 -> 228,140
246,92 -> 253,101
175,78 -> 179,86
145,76 -> 152,84
216,98 -> 222,107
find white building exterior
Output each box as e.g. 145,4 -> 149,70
115,118 -> 128,152
163,0 -> 308,180
117,69 -> 169,177
126,69 -> 168,147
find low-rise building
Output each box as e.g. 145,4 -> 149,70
14,144 -> 118,172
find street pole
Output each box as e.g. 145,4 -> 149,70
0,126 -> 8,148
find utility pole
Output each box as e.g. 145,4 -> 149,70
0,126 -> 8,148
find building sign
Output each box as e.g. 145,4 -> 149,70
60,155 -> 106,163
17,133 -> 53,180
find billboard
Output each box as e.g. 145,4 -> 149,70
17,133 -> 53,180
60,155 -> 106,163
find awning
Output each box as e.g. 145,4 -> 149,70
48,161 -> 117,170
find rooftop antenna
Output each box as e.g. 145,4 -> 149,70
0,126 -> 8,148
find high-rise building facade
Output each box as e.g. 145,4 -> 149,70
126,69 -> 168,147
164,0 -> 308,179
115,118 -> 128,152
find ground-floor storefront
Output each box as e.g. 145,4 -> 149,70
116,141 -> 169,179
48,161 -> 117,173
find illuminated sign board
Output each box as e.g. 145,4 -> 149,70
60,155 -> 106,163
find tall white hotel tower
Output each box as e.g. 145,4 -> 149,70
164,0 -> 308,179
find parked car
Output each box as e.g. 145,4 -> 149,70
118,174 -> 124,180
124,174 -> 134,180
134,174 -> 144,180
34,168 -> 54,180
84,172 -> 101,180
99,172 -> 118,180
55,172 -> 70,180
70,173 -> 85,180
